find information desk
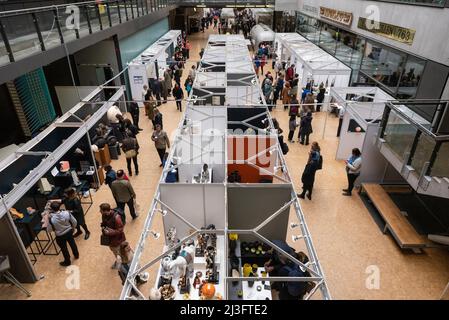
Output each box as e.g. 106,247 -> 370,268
155,236 -> 225,300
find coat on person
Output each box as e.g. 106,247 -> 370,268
164,69 -> 172,93
282,82 -> 292,105
300,113 -> 313,135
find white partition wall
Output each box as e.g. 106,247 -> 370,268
160,184 -> 226,240
128,30 -> 182,106
121,35 -> 331,301
275,33 -> 351,92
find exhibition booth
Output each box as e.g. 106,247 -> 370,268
275,33 -> 351,93
250,24 -> 275,49
120,35 -> 330,301
127,30 -> 182,106
0,86 -> 126,282
330,86 -> 405,184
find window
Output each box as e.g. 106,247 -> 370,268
397,56 -> 425,99
361,41 -> 406,93
335,30 -> 365,70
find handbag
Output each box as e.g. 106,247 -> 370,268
125,139 -> 137,159
100,234 -> 111,246
125,149 -> 137,159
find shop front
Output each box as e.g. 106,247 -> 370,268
295,8 -> 449,105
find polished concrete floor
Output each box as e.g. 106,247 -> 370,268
1,27 -> 448,300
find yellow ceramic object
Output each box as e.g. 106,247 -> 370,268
243,263 -> 253,277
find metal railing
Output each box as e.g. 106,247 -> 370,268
379,100 -> 449,180
0,0 -> 169,65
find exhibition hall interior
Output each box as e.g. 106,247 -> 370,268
0,0 -> 449,301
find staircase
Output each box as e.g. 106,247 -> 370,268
376,101 -> 449,199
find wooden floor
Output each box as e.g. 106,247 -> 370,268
1,27 -> 448,300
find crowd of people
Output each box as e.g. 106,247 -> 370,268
42,19 -> 364,300
201,9 -> 257,37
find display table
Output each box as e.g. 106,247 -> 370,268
191,169 -> 213,184
155,235 -> 225,300
241,267 -> 272,300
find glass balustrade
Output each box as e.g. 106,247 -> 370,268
0,0 -> 169,66
383,109 -> 418,160
410,133 -> 436,177
430,142 -> 449,178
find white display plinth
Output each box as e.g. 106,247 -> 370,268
241,267 -> 272,300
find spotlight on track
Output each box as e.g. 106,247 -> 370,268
290,222 -> 299,229
292,235 -> 303,242
157,209 -> 168,217
150,231 -> 161,240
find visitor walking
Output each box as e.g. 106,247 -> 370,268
299,111 -> 313,145
288,115 -> 299,142
128,100 -> 142,131
343,148 -> 362,196
46,202 -> 79,267
100,203 -> 126,269
63,188 -> 90,240
173,84 -> 184,112
151,124 -> 170,167
121,134 -> 139,176
110,170 -> 138,221
298,142 -> 321,200
316,83 -> 326,112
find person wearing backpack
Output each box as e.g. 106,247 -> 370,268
100,203 -> 126,269
121,133 -> 139,176
110,170 -> 138,221
47,202 -> 79,267
298,142 -> 321,200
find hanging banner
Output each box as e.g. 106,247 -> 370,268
319,6 -> 353,27
357,17 -> 415,45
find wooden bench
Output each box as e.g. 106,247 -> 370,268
360,183 -> 430,253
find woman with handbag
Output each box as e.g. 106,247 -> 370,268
63,188 -> 90,240
121,133 -> 140,176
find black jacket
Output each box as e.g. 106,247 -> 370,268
154,113 -> 163,127
300,114 -> 313,135
301,163 -> 317,186
173,87 -> 184,99
129,102 -> 139,117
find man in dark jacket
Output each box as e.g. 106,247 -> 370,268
128,101 -> 142,131
299,112 -> 313,145
298,161 -> 317,200
152,78 -> 162,106
100,203 -> 126,269
154,109 -> 163,129
110,170 -> 137,221
172,84 -> 184,112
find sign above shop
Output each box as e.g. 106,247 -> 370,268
319,6 -> 353,27
303,4 -> 318,16
357,17 -> 415,45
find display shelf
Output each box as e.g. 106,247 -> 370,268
154,235 -> 225,300
241,267 -> 272,300
227,239 -> 243,300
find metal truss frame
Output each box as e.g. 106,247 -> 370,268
120,34 -> 331,300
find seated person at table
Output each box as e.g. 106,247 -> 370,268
264,240 -> 296,289
278,251 -> 314,300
